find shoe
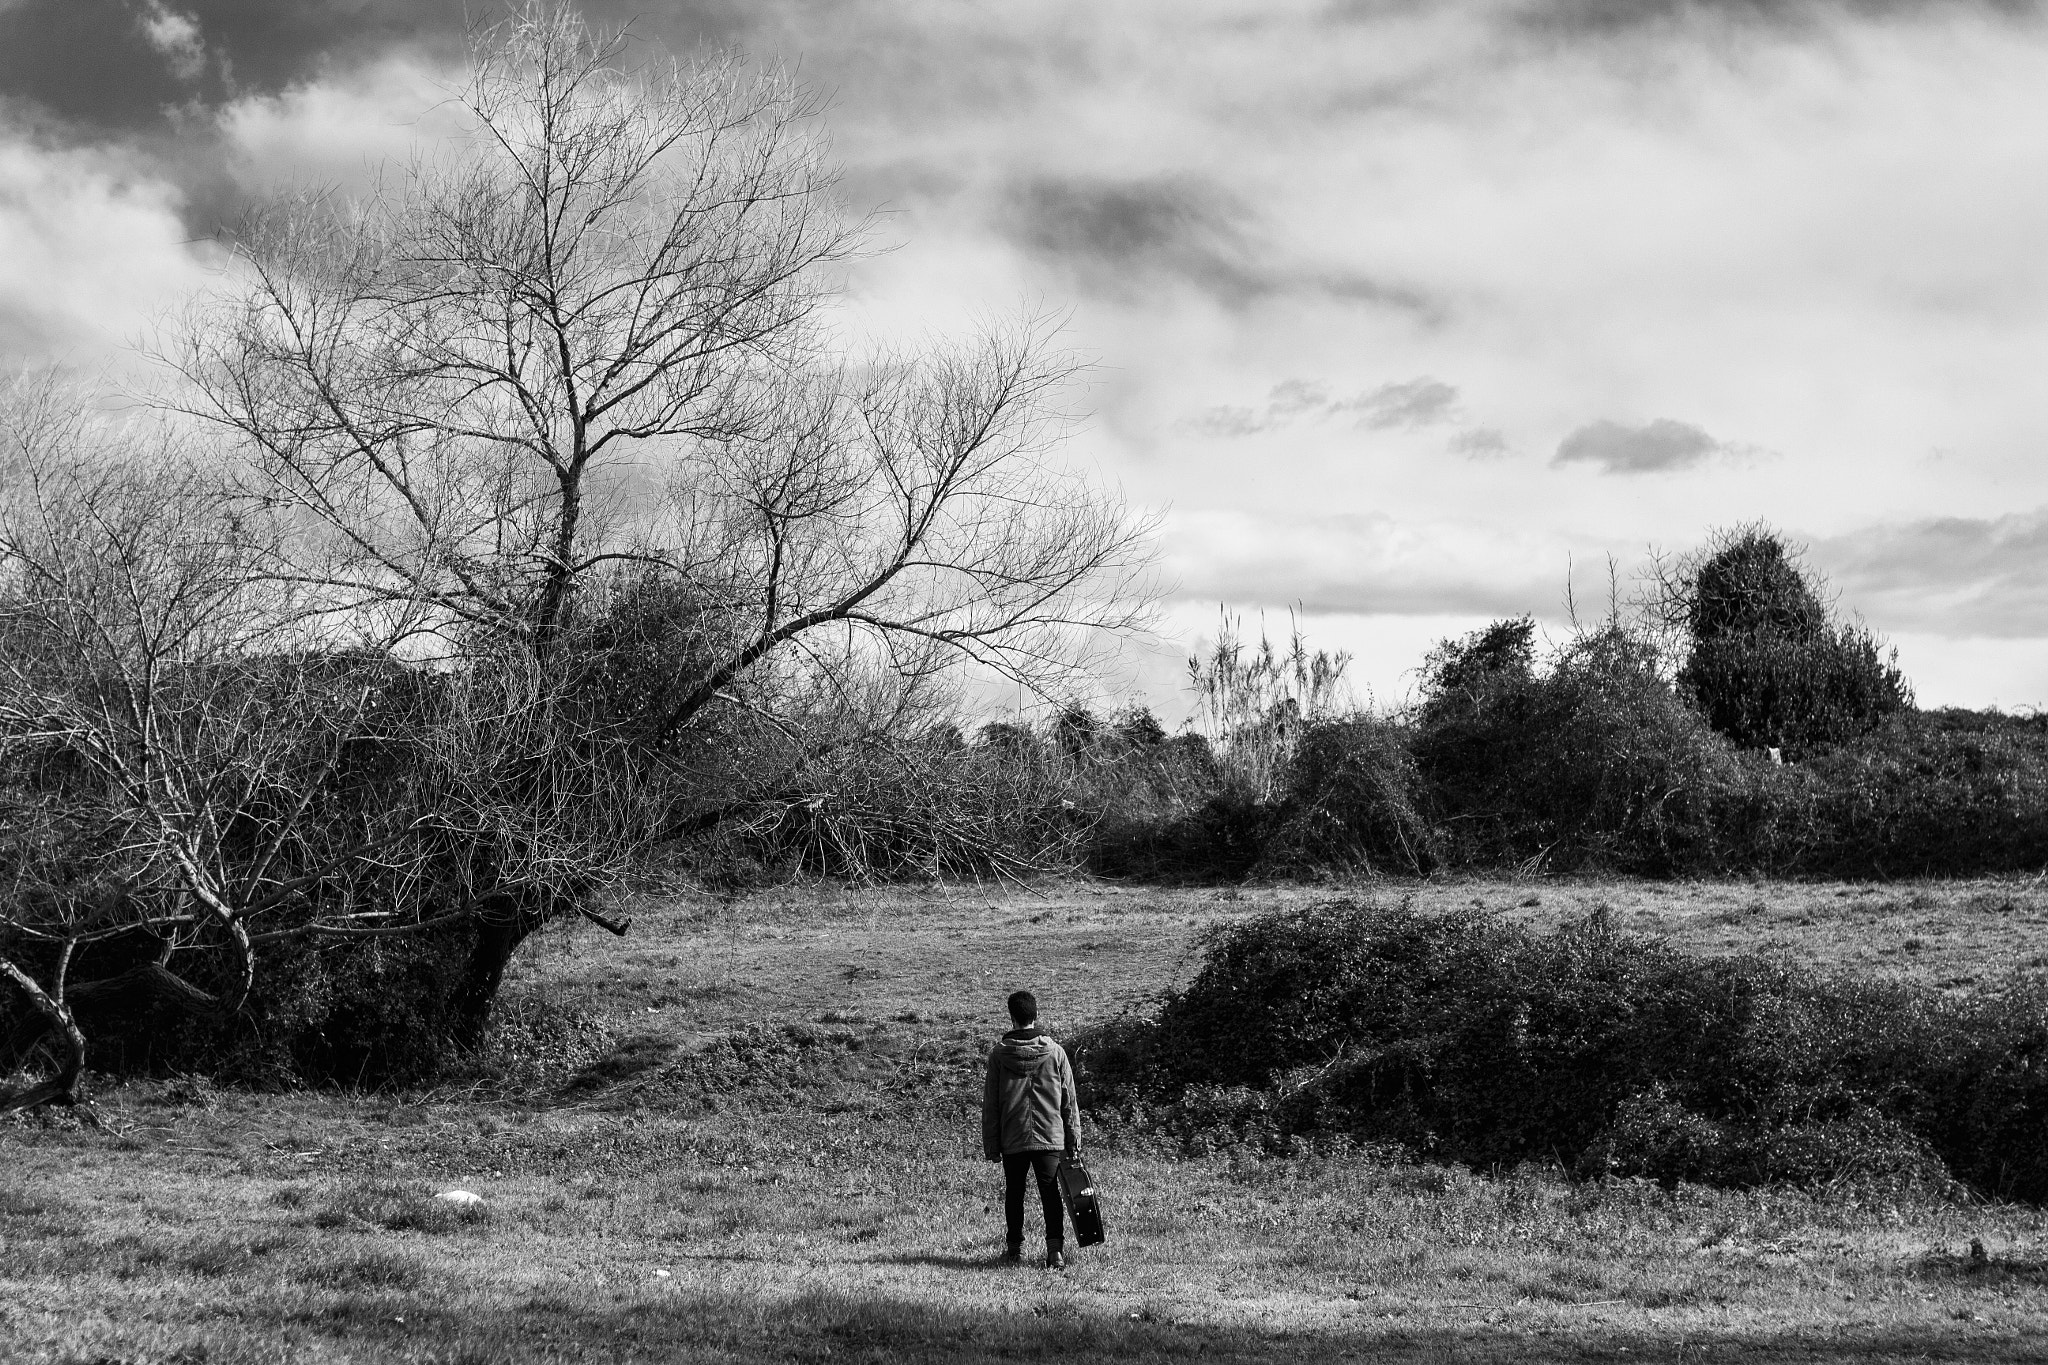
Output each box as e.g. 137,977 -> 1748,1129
1045,1249 -> 1067,1270
1002,1245 -> 1023,1263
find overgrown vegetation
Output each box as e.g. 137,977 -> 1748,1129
1063,524 -> 2043,882
1078,900 -> 2048,1201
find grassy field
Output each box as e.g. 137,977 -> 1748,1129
5,877 -> 2048,1363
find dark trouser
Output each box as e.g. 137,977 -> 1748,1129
1003,1149 -> 1066,1251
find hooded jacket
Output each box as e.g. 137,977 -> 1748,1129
981,1027 -> 1082,1159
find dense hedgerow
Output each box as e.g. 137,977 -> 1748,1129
1066,618 -> 2045,885
1074,900 -> 2048,1201
1258,715 -> 1439,877
1084,729 -> 1279,881
1410,624 -> 1741,874
1767,709 -> 2048,876
712,723 -> 1092,882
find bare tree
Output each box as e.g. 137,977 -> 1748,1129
0,381 -> 658,1107
168,4 -> 1151,695
0,1 -> 1157,1086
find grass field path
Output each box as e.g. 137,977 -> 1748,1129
4,877 -> 2046,1363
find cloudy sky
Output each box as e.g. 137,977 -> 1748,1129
3,0 -> 2046,715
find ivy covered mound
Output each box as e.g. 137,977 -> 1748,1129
1078,900 -> 2048,1202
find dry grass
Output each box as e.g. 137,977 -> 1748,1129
4,875 -> 2047,1363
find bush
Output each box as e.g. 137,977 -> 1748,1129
1773,709 -> 2048,876
1680,623 -> 1910,757
711,724 -> 1089,881
1259,716 -> 1439,877
1412,624 -> 1742,873
1112,899 -> 2048,1200
1083,730 -> 1276,881
1667,526 -> 1910,755
1583,1086 -> 1941,1191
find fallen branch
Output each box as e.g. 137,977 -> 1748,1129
579,906 -> 632,937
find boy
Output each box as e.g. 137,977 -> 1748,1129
981,989 -> 1082,1269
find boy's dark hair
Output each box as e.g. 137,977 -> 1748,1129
1007,990 -> 1037,1025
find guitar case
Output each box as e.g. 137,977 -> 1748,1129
1057,1153 -> 1106,1248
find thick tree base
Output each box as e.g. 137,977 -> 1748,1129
0,1073 -> 112,1131
447,891 -> 558,1052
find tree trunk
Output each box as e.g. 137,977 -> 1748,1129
447,891 -> 554,1051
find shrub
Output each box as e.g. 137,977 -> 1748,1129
1582,1086 -> 1942,1191
712,724 -> 1089,881
1084,730 -> 1276,881
1779,709 -> 2048,876
1412,624 -> 1741,873
1115,899 -> 2048,1200
1421,615 -> 1536,697
1098,789 -> 1272,881
1259,716 -> 1439,877
1680,624 -> 1910,756
1053,706 -> 1104,759
1140,899 -> 1507,1095
1665,526 -> 1910,755
1681,525 -> 1827,641
1113,706 -> 1169,750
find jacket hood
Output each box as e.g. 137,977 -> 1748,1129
992,1033 -> 1059,1077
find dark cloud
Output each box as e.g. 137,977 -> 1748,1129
1519,0 -> 2041,36
1262,379 -> 1327,417
1002,173 -> 1268,306
1001,172 -> 1436,314
1814,507 -> 2048,639
1553,417 -> 1721,473
1166,565 -> 1559,619
1356,376 -> 1458,429
1254,579 -> 1556,617
0,0 -> 757,234
1449,427 -> 1509,458
0,1 -> 226,134
0,0 -> 756,138
1315,272 -> 1441,315
1181,404 -> 1274,437
1,1 -> 438,137
1180,375 -> 1463,437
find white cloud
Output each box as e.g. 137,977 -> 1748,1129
137,1 -> 207,82
217,53 -> 464,199
1160,506 -> 1573,618
0,51 -> 459,371
0,136 -> 214,368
